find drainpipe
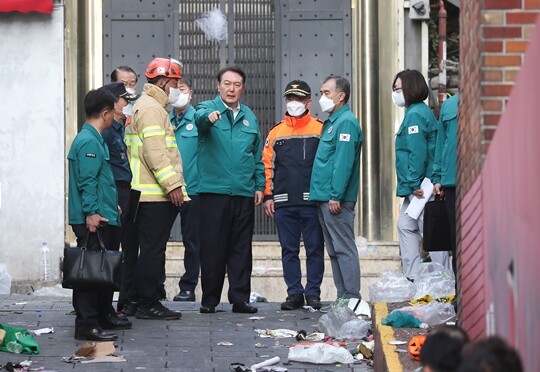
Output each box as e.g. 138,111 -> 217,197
438,0 -> 447,105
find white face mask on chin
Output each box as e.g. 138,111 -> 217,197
126,87 -> 136,95
172,92 -> 190,108
319,95 -> 336,113
286,101 -> 307,117
392,91 -> 406,107
168,87 -> 181,104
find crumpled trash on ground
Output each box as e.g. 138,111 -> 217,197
30,327 -> 54,336
413,262 -> 455,300
381,311 -> 428,328
369,271 -> 415,303
250,356 -> 281,371
250,292 -> 268,303
318,306 -> 358,337
288,343 -> 355,364
355,340 -> 374,359
393,302 -> 456,326
255,329 -> 297,339
68,341 -> 125,364
347,298 -> 372,318
410,294 -> 455,305
0,263 -> 12,295
230,361 -> 287,372
337,318 -> 371,340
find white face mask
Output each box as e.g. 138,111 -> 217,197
392,91 -> 406,107
286,101 -> 307,117
125,87 -> 136,95
172,92 -> 190,108
319,95 -> 336,113
168,87 -> 181,104
122,103 -> 133,117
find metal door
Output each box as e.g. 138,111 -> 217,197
275,0 -> 352,119
173,0 -> 277,240
102,0 -> 180,89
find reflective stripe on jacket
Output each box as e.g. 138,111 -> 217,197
263,112 -> 322,208
125,83 -> 185,202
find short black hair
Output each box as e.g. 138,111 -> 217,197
111,66 -> 138,83
84,88 -> 116,119
323,75 -> 351,103
421,326 -> 469,371
392,69 -> 429,106
458,336 -> 523,372
217,65 -> 246,84
178,75 -> 192,89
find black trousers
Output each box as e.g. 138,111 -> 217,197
199,193 -> 254,307
118,212 -> 139,308
109,182 -> 131,251
177,195 -> 200,292
71,225 -> 116,330
133,202 -> 178,307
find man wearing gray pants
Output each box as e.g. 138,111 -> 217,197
309,76 -> 364,307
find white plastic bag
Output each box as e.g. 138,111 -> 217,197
413,262 -> 455,299
369,271 -> 415,302
337,318 -> 371,340
393,302 -> 456,326
288,343 -> 355,364
318,306 -> 358,337
0,263 -> 12,294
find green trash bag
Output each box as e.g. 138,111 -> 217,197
0,323 -> 40,354
381,310 -> 423,328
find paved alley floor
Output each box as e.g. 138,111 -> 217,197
0,294 -> 373,371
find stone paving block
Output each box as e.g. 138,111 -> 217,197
0,295 -> 373,371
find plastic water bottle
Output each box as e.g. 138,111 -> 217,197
40,241 -> 51,281
6,341 -> 23,354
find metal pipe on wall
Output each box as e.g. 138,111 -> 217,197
360,0 -> 381,240
438,0 -> 447,105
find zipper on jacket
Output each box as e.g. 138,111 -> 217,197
303,139 -> 306,160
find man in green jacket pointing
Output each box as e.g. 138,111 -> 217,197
310,76 -> 364,308
195,66 -> 265,314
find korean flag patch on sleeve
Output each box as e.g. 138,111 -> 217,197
408,125 -> 419,135
339,133 -> 351,142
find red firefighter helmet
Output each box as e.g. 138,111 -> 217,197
145,57 -> 182,79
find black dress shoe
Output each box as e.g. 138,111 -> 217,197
121,301 -> 138,317
99,313 -> 132,330
199,305 -> 216,314
305,295 -> 322,310
281,294 -> 305,310
232,302 -> 258,314
173,290 -> 196,302
75,327 -> 118,341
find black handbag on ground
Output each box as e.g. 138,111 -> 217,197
62,230 -> 123,290
423,195 -> 452,252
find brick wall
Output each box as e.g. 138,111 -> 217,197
458,0 -> 540,346
459,1 -> 538,196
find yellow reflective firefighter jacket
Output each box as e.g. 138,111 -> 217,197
125,83 -> 185,202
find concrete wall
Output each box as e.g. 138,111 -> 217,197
0,8 -> 65,283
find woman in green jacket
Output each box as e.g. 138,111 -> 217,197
392,69 -> 451,279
